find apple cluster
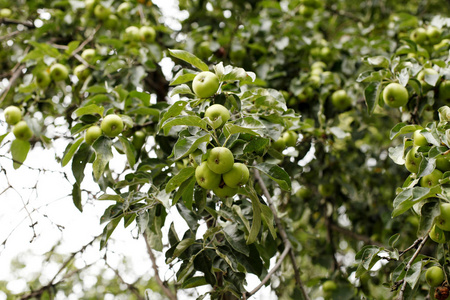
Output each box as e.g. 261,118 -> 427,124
298,0 -> 322,18
273,130 -> 298,152
3,106 -> 33,141
84,114 -> 124,145
195,147 -> 249,199
410,26 -> 444,47
124,25 -> 156,43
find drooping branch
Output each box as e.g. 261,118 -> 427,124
253,168 -> 310,300
143,233 -> 178,300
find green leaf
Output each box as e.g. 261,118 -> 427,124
72,183 -> 83,212
364,82 -> 382,115
72,143 -> 93,184
392,186 -> 441,217
223,123 -> 260,138
168,49 -> 209,71
252,163 -> 291,191
92,136 -> 114,182
390,123 -> 422,140
405,260 -> 422,289
365,56 -> 390,68
165,167 -> 195,193
246,187 -> 262,245
355,245 -> 382,277
170,84 -> 195,97
161,116 -> 209,135
10,139 -> 30,169
170,70 -> 197,86
100,217 -> 122,249
98,194 -> 125,202
159,101 -> 188,127
418,201 -> 440,236
181,277 -> 208,289
129,91 -> 151,105
0,132 -> 9,145
62,137 -> 84,167
65,40 -> 81,56
104,59 -> 126,75
172,132 -> 210,160
118,137 -> 136,168
223,223 -> 250,256
260,204 -> 277,240
172,238 -> 195,259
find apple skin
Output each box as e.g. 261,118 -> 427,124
223,163 -> 250,188
12,121 -> 33,140
0,8 -> 12,18
283,130 -> 298,147
94,4 -> 111,20
213,184 -> 238,199
4,106 -> 22,125
439,80 -> 450,101
312,61 -> 326,70
420,169 -> 443,187
323,280 -> 337,297
140,26 -> 156,43
124,26 -> 141,41
117,2 -> 131,16
104,14 -> 118,29
73,65 -> 91,81
35,70 -> 51,89
192,71 -> 220,98
50,63 -> 69,82
85,0 -> 97,11
205,104 -> 230,129
84,125 -> 102,145
132,130 -> 146,149
198,41 -> 213,59
427,26 -> 441,45
101,114 -> 124,137
383,83 -> 409,108
425,266 -> 445,287
272,137 -> 286,152
436,203 -> 450,231
195,161 -> 221,190
436,153 -> 450,172
330,89 -> 351,110
81,49 -> 96,64
405,146 -> 422,173
413,129 -> 428,147
410,28 -> 427,44
418,68 -> 438,92
429,224 -> 446,243
207,147 -> 234,174
318,183 -> 335,197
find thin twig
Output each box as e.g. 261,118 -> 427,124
0,64 -> 25,103
143,233 -> 177,300
0,17 -> 35,28
329,223 -> 385,247
253,167 -> 310,300
106,262 -> 145,300
70,24 -> 101,57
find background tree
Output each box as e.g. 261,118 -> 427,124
2,0 -> 450,299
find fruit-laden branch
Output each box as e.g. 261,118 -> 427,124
143,233 -> 178,300
253,168 -> 310,300
397,231 -> 430,300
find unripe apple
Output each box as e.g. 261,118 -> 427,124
104,14 -> 118,29
425,266 -> 445,287
192,71 -> 220,98
272,137 -> 286,152
4,106 -> 22,125
85,0 -> 97,11
81,49 -> 96,64
318,183 -> 335,197
0,8 -> 12,18
124,26 -> 141,41
73,65 -> 90,81
204,104 -> 230,129
439,80 -> 450,101
35,69 -> 51,89
94,4 -> 111,20
418,68 -> 438,91
436,203 -> 450,231
405,146 -> 422,173
330,89 -> 351,110
299,5 -> 313,17
427,26 -> 442,45
434,39 -> 450,51
207,147 -> 234,174
229,47 -> 246,62
195,161 -> 221,190
436,152 -> 450,172
223,163 -> 249,188
282,130 -> 298,147
320,47 -> 332,61
132,130 -> 146,149
50,63 -> 69,82
383,83 -> 409,108
213,184 -> 238,199
420,169 -> 443,188
117,2 -> 131,16
197,41 -> 213,59
311,61 -> 326,70
410,28 -> 427,45
413,129 -> 428,147
323,280 -> 337,297
429,224 -> 446,243
84,125 -> 102,145
140,26 -> 156,43
12,120 -> 33,140
101,114 -> 124,137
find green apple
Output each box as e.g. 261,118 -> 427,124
436,203 -> 450,231
321,71 -> 334,85
429,224 -> 446,243
425,266 -> 445,287
50,63 -> 69,82
35,69 -> 51,89
323,280 -> 337,297
413,129 -> 428,146
195,161 -> 221,190
101,114 -> 124,137
283,130 -> 298,147
427,26 -> 441,45
140,26 -> 156,43
192,71 -> 220,98
299,5 -> 313,17
132,130 -> 146,149
312,61 -> 326,70
204,104 -> 230,129
436,152 -> 450,172
94,4 -> 111,20
0,8 -> 12,17
410,28 -> 427,44
223,163 -> 249,188
12,120 -> 33,140
439,80 -> 450,101
318,183 -> 335,197
311,68 -> 323,76
229,47 -> 246,62
320,47 -> 332,61
434,39 -> 450,51
117,2 -> 131,16
418,68 -> 438,92
124,26 -> 141,41
198,41 -> 213,59
272,137 -> 286,152
207,147 -> 234,174
4,106 -> 22,125
84,125 -> 102,145
85,0 -> 97,10
383,82 -> 409,108
104,14 -> 118,29
405,146 -> 422,173
420,169 -> 443,187
309,75 -> 321,89
81,49 -> 96,63
330,89 -> 351,110
73,65 -> 90,81
213,184 -> 238,199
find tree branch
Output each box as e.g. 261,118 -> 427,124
329,223 -> 385,247
143,233 -> 177,300
253,168 -> 310,300
0,17 -> 35,28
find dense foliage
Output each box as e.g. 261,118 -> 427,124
2,0 -> 450,299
